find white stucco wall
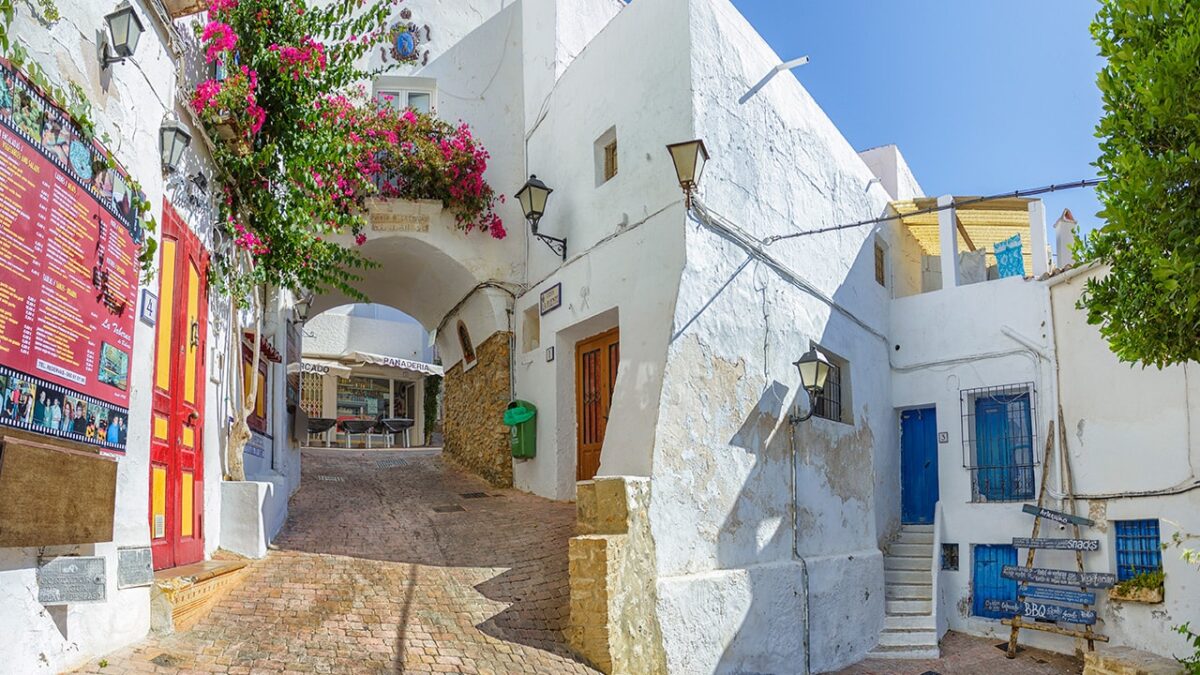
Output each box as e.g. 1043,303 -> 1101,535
645,0 -> 900,671
511,0 -> 692,499
305,304 -> 432,362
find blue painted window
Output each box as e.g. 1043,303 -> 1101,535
973,544 -> 1017,618
969,388 -> 1034,501
1114,519 -> 1162,581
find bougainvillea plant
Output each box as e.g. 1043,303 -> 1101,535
192,0 -> 505,304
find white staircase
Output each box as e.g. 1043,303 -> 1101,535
868,524 -> 940,659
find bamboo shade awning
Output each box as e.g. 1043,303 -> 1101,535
891,197 -> 1036,272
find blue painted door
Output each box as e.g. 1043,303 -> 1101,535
974,393 -> 1034,501
900,407 -> 939,524
973,544 -> 1018,618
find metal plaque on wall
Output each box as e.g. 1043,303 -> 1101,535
37,556 -> 106,605
117,546 -> 154,589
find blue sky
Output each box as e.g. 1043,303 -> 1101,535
730,1 -> 1106,233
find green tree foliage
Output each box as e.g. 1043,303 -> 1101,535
1077,0 -> 1200,367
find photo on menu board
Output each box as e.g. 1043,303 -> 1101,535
0,68 -> 14,122
11,75 -> 45,140
63,396 -> 89,437
98,342 -> 130,391
3,376 -> 38,424
40,106 -> 78,168
32,387 -> 65,432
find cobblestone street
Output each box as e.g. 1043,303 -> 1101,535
77,448 -> 595,674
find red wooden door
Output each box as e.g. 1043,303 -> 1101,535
149,202 -> 208,570
575,328 -> 619,481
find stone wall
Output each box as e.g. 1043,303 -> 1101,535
443,331 -> 513,487
568,477 -> 667,674
1083,648 -> 1184,675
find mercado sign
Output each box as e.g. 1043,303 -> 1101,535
0,58 -> 141,453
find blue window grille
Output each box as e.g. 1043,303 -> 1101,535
961,383 -> 1036,502
1114,519 -> 1162,581
973,544 -> 1018,618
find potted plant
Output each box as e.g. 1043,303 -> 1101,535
1109,570 -> 1165,604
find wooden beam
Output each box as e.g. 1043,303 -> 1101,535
1002,618 -> 1110,642
955,214 -> 978,251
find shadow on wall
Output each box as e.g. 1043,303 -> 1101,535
670,211 -> 889,673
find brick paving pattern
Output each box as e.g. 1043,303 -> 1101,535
77,448 -> 596,674
834,630 -> 1083,675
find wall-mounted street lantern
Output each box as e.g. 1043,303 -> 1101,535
101,2 -> 146,70
292,292 -> 314,324
516,174 -> 566,260
789,347 -> 831,424
666,139 -> 709,209
159,115 -> 192,173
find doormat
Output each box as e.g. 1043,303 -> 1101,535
432,504 -> 465,513
459,492 -> 491,499
376,459 -> 409,469
316,475 -> 345,482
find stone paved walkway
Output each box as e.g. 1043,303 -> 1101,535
76,448 -> 596,674
833,630 -> 1083,675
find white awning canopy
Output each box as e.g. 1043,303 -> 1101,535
287,358 -> 354,378
348,352 -> 444,377
296,353 -> 443,379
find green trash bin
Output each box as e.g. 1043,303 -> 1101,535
503,400 -> 537,459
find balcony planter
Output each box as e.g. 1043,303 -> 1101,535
211,113 -> 251,157
162,0 -> 206,18
1108,585 -> 1164,604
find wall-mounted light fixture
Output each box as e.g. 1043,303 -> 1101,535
159,114 -> 192,173
101,2 -> 145,70
666,139 -> 709,209
789,347 -> 831,424
516,174 -> 566,260
292,292 -> 314,324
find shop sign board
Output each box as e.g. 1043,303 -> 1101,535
1013,537 -> 1099,551
984,599 -> 1097,625
1002,565 -> 1116,588
1021,585 -> 1096,606
0,58 -> 141,453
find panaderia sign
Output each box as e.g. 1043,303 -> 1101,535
0,58 -> 141,453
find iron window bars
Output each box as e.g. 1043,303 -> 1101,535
1114,519 -> 1162,581
814,359 -> 843,423
960,382 -> 1038,502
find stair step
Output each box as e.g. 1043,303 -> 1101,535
886,584 -> 932,600
886,599 -> 932,615
878,629 -> 938,648
887,543 -> 931,557
885,569 -> 930,585
901,524 -> 934,533
884,614 -> 936,630
895,530 -> 934,545
884,556 -> 931,571
151,558 -> 250,634
866,645 -> 941,660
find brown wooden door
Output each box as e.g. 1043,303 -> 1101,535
576,328 -> 619,481
149,201 -> 208,570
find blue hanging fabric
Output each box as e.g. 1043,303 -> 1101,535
994,234 -> 1025,278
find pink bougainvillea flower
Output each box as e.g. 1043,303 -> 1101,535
201,21 -> 238,62
354,233 -> 367,246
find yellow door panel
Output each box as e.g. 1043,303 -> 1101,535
155,239 -> 177,392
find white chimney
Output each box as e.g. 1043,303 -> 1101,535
1053,208 -> 1077,268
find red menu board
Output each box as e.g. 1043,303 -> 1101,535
0,58 -> 141,453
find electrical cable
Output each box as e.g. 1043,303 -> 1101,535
762,178 -> 1102,245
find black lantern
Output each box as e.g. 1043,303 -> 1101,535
159,116 -> 192,173
666,139 -> 709,209
292,292 -> 314,324
516,174 -> 566,260
102,2 -> 145,69
789,347 -> 831,424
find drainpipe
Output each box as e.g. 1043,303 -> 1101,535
788,415 -> 812,675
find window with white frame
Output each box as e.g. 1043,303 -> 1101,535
374,76 -> 437,115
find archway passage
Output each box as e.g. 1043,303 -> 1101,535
308,234 -> 516,487
74,448 -> 596,674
